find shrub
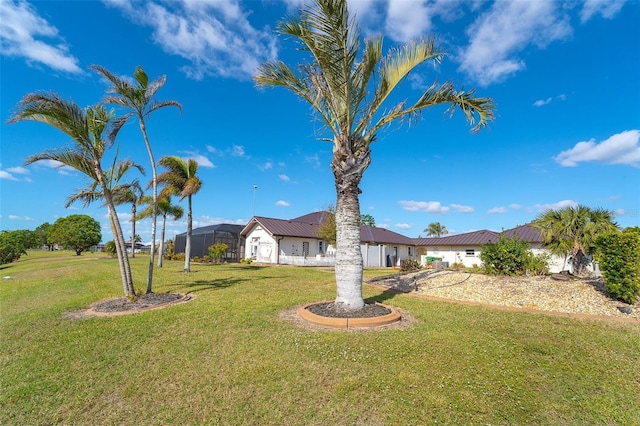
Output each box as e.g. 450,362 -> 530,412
240,258 -> 253,264
400,259 -> 421,272
595,229 -> 640,304
103,241 -> 117,257
450,262 -> 465,271
481,234 -> 547,276
208,243 -> 228,264
173,253 -> 185,261
192,256 -> 202,263
526,252 -> 550,276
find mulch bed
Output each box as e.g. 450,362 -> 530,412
91,293 -> 186,313
306,302 -> 391,318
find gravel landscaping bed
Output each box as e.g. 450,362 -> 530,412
371,270 -> 639,320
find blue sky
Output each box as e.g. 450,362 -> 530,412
1,0 -> 639,244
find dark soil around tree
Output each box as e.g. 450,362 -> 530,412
91,293 -> 185,313
306,302 -> 391,318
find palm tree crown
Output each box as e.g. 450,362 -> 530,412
425,222 -> 449,238
157,156 -> 202,272
533,205 -> 618,275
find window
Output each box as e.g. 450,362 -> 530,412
465,249 -> 475,257
318,241 -> 324,254
408,246 -> 413,257
302,242 -> 310,257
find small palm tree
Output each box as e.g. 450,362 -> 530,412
137,195 -> 184,267
91,65 -> 182,292
65,158 -> 145,259
255,0 -> 493,309
112,177 -> 145,258
425,222 -> 449,237
533,205 -> 618,275
7,93 -> 136,297
157,156 -> 202,272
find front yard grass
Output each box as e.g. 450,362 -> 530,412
1,251 -> 639,425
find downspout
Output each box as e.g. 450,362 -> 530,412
277,236 -> 284,265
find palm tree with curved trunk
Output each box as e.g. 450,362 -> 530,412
533,205 -> 618,276
112,179 -> 145,258
7,93 -> 136,297
137,195 -> 184,267
90,65 -> 182,293
255,0 -> 494,310
157,156 -> 202,272
425,222 -> 449,237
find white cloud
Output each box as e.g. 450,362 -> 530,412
533,97 -> 552,107
458,1 -> 572,86
192,215 -> 246,228
580,0 -> 625,23
398,200 -> 449,214
7,214 -> 35,221
105,0 -> 278,80
275,200 -> 290,207
377,223 -> 390,229
451,204 -> 474,213
394,223 -> 411,230
258,161 -> 273,171
487,206 -> 507,214
278,174 -> 291,182
230,145 -> 246,157
305,154 -> 321,168
534,199 -> 578,212
553,130 -> 640,168
184,153 -> 215,168
508,204 -> 522,210
206,145 -> 218,154
0,0 -> 83,73
0,170 -> 18,181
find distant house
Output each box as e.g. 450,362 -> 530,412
174,224 -> 245,262
413,224 -> 566,273
240,211 -> 416,267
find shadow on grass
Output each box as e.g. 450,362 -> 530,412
166,275 -> 286,294
366,288 -> 404,305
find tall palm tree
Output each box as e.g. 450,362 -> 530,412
137,195 -> 184,267
255,0 -> 494,310
90,65 -> 182,293
425,222 -> 449,237
157,156 -> 202,272
7,93 -> 136,297
533,205 -> 618,276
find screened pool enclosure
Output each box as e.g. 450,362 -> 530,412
174,224 -> 245,262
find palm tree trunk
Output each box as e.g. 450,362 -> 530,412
331,141 -> 371,310
184,195 -> 192,273
158,214 -> 166,268
98,169 -> 135,297
140,120 -> 157,293
131,204 -> 136,258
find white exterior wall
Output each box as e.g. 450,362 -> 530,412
245,226 -> 278,263
420,243 -> 570,273
422,246 -> 483,268
244,224 -> 415,268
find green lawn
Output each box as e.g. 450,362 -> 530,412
1,251 -> 639,425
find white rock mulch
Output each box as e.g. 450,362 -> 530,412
413,270 -> 639,320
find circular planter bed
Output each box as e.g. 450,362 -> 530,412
296,301 -> 401,329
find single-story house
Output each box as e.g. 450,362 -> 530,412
413,224 -> 567,273
174,223 -> 245,262
240,211 -> 416,267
